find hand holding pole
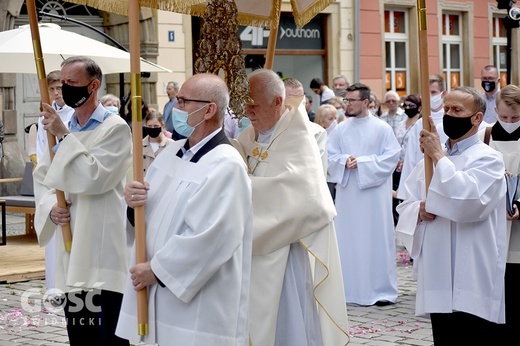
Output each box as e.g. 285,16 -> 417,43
27,0 -> 72,251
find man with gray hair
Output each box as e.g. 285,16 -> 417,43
163,81 -> 180,136
396,86 -> 507,345
480,65 -> 500,123
332,74 -> 349,98
117,73 -> 253,345
380,90 -> 405,136
237,69 -> 348,345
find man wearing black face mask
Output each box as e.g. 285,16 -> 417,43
396,86 -> 507,345
33,56 -> 132,346
481,65 -> 500,124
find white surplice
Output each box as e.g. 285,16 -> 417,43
36,101 -> 75,292
33,114 -> 132,294
396,135 -> 507,323
478,128 -> 520,263
116,140 -> 253,346
237,104 -> 349,346
328,115 -> 401,305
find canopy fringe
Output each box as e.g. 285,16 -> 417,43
293,0 -> 334,27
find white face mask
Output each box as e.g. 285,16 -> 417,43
497,118 -> 520,134
326,119 -> 338,135
430,93 -> 443,110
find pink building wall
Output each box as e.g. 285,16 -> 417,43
357,0 -> 504,96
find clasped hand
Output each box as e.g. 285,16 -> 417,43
419,200 -> 436,222
130,261 -> 157,291
50,200 -> 72,226
124,181 -> 149,207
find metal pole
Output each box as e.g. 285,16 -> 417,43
507,22 -> 512,84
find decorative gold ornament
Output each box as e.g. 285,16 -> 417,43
260,151 -> 269,160
194,0 -> 251,118
252,147 -> 260,157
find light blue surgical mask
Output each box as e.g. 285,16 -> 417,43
171,104 -> 209,137
237,117 -> 251,134
337,109 -> 344,121
105,106 -> 119,115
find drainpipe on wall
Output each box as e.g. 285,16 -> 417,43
354,0 -> 360,82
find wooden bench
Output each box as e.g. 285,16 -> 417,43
0,162 -> 36,239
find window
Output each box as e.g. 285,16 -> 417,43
442,13 -> 463,91
492,16 -> 507,86
384,9 -> 409,96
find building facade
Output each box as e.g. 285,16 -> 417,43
0,0 -> 518,181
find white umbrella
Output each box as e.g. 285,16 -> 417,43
0,23 -> 172,74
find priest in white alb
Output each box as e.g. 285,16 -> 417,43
236,69 -> 349,346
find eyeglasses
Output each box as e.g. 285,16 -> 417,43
343,98 -> 364,104
177,96 -> 211,108
403,103 -> 418,109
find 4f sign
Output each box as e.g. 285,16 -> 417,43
240,26 -> 270,46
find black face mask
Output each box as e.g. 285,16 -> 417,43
404,108 -> 419,118
144,127 -> 162,138
481,81 -> 496,93
62,80 -> 95,108
443,113 -> 475,140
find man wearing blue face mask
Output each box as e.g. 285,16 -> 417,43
171,96 -> 209,139
163,81 -> 180,138
481,65 -> 500,124
117,73 -> 252,346
34,56 -> 132,345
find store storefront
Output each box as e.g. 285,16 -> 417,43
192,13 -> 329,106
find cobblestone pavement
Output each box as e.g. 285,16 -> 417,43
1,214 -> 432,345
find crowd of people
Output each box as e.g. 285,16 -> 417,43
31,56 -> 519,346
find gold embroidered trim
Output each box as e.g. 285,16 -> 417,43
298,238 -> 350,345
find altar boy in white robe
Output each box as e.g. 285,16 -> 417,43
328,83 -> 401,306
396,86 -> 507,345
476,84 -> 520,341
236,69 -> 349,346
116,74 -> 253,346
